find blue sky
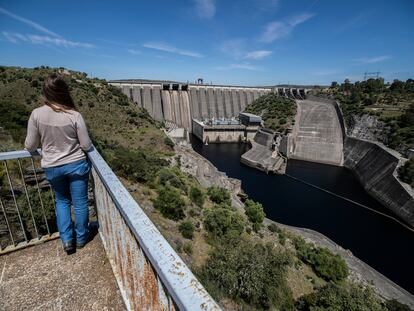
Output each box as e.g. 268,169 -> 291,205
0,0 -> 413,86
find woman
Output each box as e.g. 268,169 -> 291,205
25,73 -> 92,253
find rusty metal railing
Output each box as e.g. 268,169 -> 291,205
0,148 -> 221,310
87,147 -> 221,311
0,150 -> 59,254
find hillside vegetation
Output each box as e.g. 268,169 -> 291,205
323,79 -> 414,154
320,78 -> 414,186
245,93 -> 296,132
0,66 -> 411,311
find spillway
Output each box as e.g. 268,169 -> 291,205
290,99 -> 344,165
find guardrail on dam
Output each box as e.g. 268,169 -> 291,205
110,80 -> 308,131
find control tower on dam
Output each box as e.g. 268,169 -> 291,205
110,79 -> 309,132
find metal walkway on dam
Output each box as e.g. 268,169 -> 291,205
110,80 -> 309,131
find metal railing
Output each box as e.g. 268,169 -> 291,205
0,148 -> 221,311
0,149 -> 59,253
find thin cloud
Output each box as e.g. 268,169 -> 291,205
194,0 -> 216,19
244,50 -> 272,60
312,70 -> 340,76
127,48 -> 141,55
100,39 -> 137,47
254,0 -> 280,12
220,40 -> 272,60
231,63 -> 260,70
0,6 -> 61,38
288,13 -> 315,26
220,39 -> 246,59
142,42 -> 203,58
259,12 -> 315,43
335,13 -> 370,33
2,31 -> 95,48
215,62 -> 261,71
355,55 -> 391,64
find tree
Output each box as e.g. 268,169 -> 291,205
244,199 -> 265,232
153,186 -> 185,220
398,158 -> 414,187
200,238 -> 294,310
189,186 -> 205,207
385,299 -> 412,311
203,207 -> 244,238
342,79 -> 351,93
296,283 -> 386,311
178,221 -> 195,239
207,186 -> 231,205
331,81 -> 338,88
294,237 -> 348,283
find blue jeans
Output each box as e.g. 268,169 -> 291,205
44,159 -> 91,244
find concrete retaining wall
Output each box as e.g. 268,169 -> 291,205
344,137 -> 414,226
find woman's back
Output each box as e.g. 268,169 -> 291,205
25,104 -> 92,168
25,73 -> 93,253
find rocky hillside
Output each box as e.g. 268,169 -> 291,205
321,78 -> 414,156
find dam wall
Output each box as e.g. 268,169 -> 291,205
308,96 -> 414,227
344,137 -> 414,227
289,99 -> 344,166
112,80 -> 309,132
114,81 -> 272,130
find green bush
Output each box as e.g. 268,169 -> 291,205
183,242 -> 193,255
207,186 -> 231,205
153,186 -> 185,220
200,238 -> 294,310
16,187 -> 56,237
178,221 -> 195,239
268,223 -> 287,244
296,283 -> 386,311
164,137 -> 175,149
203,207 -> 244,238
0,100 -> 30,143
158,168 -> 187,192
294,237 -> 348,283
107,145 -> 168,183
268,223 -> 282,233
189,186 -> 204,207
244,199 -> 265,231
385,299 -> 412,311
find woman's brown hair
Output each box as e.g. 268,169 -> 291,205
42,73 -> 76,111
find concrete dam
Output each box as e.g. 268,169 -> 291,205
289,99 -> 344,166
110,80 -> 307,131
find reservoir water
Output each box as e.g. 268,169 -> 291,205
190,137 -> 414,295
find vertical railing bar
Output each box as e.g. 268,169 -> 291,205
17,159 -> 39,238
49,184 -> 55,202
30,157 -> 51,235
4,161 -> 28,243
0,195 -> 15,245
168,291 -> 173,311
